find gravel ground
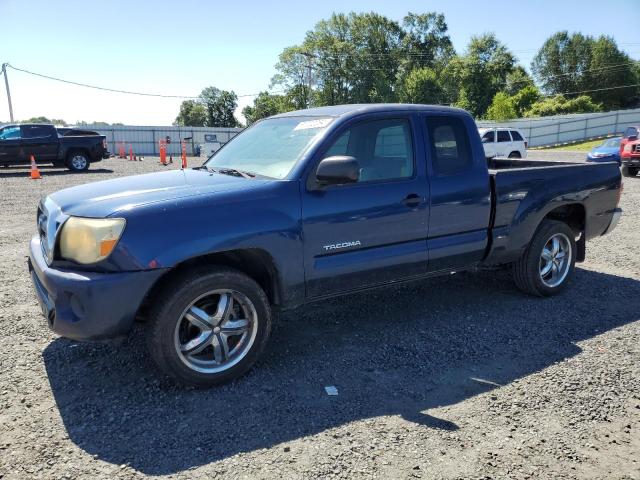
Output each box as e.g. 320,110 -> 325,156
0,153 -> 638,480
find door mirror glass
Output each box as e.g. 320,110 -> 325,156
316,156 -> 360,186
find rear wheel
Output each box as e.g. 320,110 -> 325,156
622,166 -> 638,177
147,267 -> 272,387
66,151 -> 90,172
508,151 -> 521,158
513,220 -> 576,296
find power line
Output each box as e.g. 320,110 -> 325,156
548,83 -> 640,97
5,64 -> 283,99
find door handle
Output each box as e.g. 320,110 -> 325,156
401,193 -> 422,207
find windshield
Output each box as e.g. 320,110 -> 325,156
602,138 -> 621,148
205,116 -> 333,179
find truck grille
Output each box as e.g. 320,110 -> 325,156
633,144 -> 640,154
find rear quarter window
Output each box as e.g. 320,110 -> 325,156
426,116 -> 472,176
510,130 -> 524,141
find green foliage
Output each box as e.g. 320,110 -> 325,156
397,67 -> 443,104
446,34 -> 516,118
199,87 -> 240,127
511,85 -> 541,116
504,66 -> 535,96
242,92 -> 298,125
174,100 -> 207,127
485,92 -> 517,121
532,32 -> 639,109
272,11 -> 454,106
524,95 -> 603,117
22,116 -> 67,125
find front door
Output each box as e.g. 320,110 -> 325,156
0,125 -> 24,164
301,116 -> 429,298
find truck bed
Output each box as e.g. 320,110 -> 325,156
483,157 -> 621,266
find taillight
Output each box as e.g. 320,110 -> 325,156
524,141 -> 528,149
103,139 -> 107,149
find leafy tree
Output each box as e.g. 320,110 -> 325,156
397,67 -> 443,104
399,12 -> 454,72
524,94 -> 602,117
199,87 -> 240,127
444,34 -> 516,117
511,85 -> 541,116
532,32 -> 639,109
485,92 -> 516,120
22,116 -> 67,125
174,100 -> 207,127
242,92 -> 297,125
271,46 -> 314,108
504,66 -> 535,96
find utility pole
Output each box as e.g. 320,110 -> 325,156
2,63 -> 14,122
300,52 -> 315,108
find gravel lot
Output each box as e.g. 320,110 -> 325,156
0,153 -> 638,479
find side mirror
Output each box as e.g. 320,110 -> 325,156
481,137 -> 492,144
315,156 -> 359,186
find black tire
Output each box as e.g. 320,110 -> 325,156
622,166 -> 638,177
66,150 -> 90,172
512,219 -> 576,297
147,266 -> 272,387
508,151 -> 521,158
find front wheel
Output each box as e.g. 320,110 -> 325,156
622,166 -> 638,177
513,220 -> 576,296
147,267 -> 272,387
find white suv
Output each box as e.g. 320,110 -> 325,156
479,127 -> 528,159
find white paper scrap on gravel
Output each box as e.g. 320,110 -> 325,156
324,386 -> 339,396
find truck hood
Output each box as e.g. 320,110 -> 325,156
49,169 -> 264,217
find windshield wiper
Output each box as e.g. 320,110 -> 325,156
205,166 -> 256,179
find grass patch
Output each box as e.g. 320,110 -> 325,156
535,136 -> 619,152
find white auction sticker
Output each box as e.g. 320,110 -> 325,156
294,118 -> 332,131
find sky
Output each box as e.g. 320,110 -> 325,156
1,0 -> 639,126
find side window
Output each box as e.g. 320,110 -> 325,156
0,126 -> 21,140
625,127 -> 639,138
497,130 -> 511,142
322,118 -> 414,183
21,125 -> 54,139
426,116 -> 472,176
510,130 -> 524,141
481,130 -> 495,143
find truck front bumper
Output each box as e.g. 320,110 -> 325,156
28,235 -> 165,341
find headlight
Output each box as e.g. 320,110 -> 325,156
59,217 -> 126,264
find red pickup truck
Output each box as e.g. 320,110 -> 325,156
620,125 -> 640,177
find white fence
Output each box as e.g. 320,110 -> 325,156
477,108 -> 640,147
75,125 -> 243,156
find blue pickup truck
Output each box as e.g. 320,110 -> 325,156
28,104 -> 623,386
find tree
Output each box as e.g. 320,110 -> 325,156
485,92 -> 516,120
199,87 -> 240,127
399,12 -> 454,72
397,67 -> 444,104
174,100 -> 207,127
524,94 -> 602,117
504,66 -> 534,96
443,34 -> 516,117
273,11 -> 455,107
532,32 -> 639,109
511,85 -> 541,116
23,116 -> 67,125
242,91 -> 297,125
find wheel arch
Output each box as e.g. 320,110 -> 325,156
138,248 -> 282,321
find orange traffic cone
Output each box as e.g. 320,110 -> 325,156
30,155 -> 41,180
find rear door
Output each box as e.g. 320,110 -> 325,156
424,114 -> 491,272
20,125 -> 58,163
301,115 -> 429,298
496,129 -> 513,157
